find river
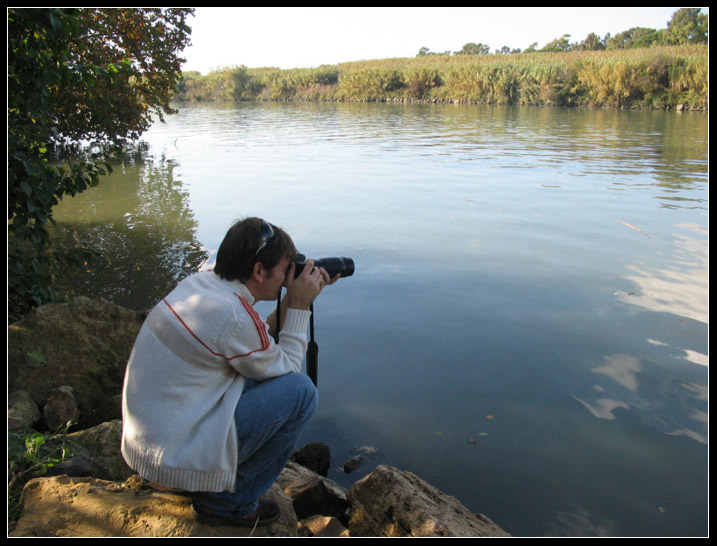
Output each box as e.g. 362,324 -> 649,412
50,101 -> 708,537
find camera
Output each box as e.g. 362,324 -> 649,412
294,254 -> 355,279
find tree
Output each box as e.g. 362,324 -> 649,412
662,8 -> 708,44
540,34 -> 573,52
631,31 -> 661,49
577,32 -> 605,51
454,42 -> 491,55
495,45 -> 521,55
8,8 -> 194,318
606,27 -> 658,49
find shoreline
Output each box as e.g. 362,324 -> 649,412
173,45 -> 708,111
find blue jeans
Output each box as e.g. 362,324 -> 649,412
192,372 -> 318,518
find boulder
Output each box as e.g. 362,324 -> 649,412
8,297 -> 145,429
10,460 -> 511,537
10,475 -> 297,537
64,420 -> 134,482
276,462 -> 349,523
341,446 -> 379,473
298,515 -> 351,537
9,420 -> 132,492
347,465 -> 510,537
8,390 -> 41,432
43,386 -> 81,432
290,442 -> 331,476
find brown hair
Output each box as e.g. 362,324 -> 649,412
214,217 -> 298,282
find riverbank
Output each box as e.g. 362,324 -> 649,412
175,45 -> 708,110
8,297 -> 511,536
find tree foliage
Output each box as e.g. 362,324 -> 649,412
662,7 -> 708,45
455,42 -> 491,56
422,9 -> 707,58
8,8 -> 193,318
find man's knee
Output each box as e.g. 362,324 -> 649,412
291,373 -> 318,415
266,372 -> 318,416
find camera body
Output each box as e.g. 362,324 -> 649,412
294,254 -> 355,279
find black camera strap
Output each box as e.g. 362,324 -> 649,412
307,305 -> 318,387
273,293 -> 318,387
273,294 -> 281,343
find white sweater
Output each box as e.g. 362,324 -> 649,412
121,270 -> 311,493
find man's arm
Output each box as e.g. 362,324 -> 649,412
265,294 -> 290,338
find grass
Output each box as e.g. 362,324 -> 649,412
175,45 -> 708,110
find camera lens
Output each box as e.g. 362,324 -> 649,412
294,254 -> 354,278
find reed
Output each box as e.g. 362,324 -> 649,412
174,45 -> 707,109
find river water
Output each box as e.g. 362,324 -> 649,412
50,101 -> 708,537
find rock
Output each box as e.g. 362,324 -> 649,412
290,442 -> 330,476
347,465 -> 510,537
277,462 -> 349,523
9,420 -> 131,492
10,475 -> 298,537
342,455 -> 364,473
10,456 -> 511,537
65,420 -> 134,482
43,386 -> 81,432
8,297 -> 145,429
299,515 -> 351,537
284,476 -> 334,520
43,457 -> 98,479
341,445 -> 379,473
8,390 -> 41,432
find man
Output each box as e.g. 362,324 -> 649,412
121,217 -> 336,526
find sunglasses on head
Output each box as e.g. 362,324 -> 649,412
255,219 -> 274,256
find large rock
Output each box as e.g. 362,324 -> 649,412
63,420 -> 134,482
42,386 -> 81,431
276,462 -> 349,523
10,475 -> 298,537
298,515 -> 351,537
8,390 -> 41,432
8,297 -> 145,429
10,462 -> 511,537
348,465 -> 510,537
289,442 -> 331,476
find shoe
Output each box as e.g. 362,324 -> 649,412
192,498 -> 281,528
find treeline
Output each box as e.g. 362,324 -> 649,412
175,45 -> 707,110
175,9 -> 707,110
423,7 -> 708,56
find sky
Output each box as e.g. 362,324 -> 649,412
179,7 -> 701,74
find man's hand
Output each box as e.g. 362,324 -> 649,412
285,259 -> 332,310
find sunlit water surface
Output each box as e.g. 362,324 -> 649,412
51,102 -> 708,537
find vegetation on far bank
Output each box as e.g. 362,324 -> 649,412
176,44 -> 708,110
175,8 -> 707,110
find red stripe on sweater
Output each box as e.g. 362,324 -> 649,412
236,295 -> 271,351
162,298 -> 269,360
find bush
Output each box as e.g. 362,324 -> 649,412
172,45 -> 708,109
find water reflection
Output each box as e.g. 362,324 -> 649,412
51,156 -> 206,310
574,350 -> 707,444
617,222 -> 708,326
546,505 -> 618,537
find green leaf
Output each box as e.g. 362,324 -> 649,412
26,350 -> 48,368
